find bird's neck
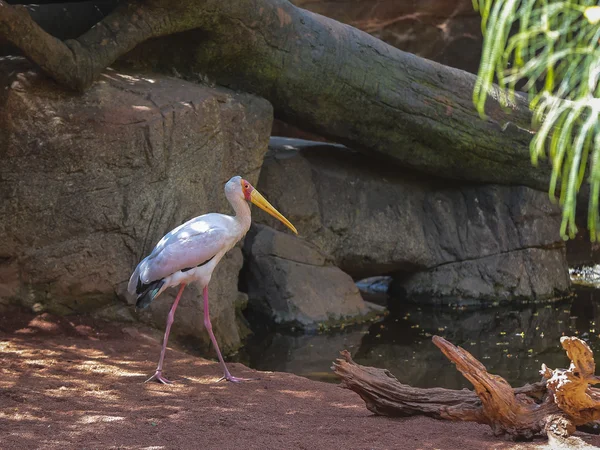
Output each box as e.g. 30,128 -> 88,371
228,194 -> 252,237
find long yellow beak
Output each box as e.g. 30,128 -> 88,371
250,189 -> 298,234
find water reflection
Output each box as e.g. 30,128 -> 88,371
235,287 -> 600,390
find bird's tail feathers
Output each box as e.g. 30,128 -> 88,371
127,259 -> 145,295
135,278 -> 165,310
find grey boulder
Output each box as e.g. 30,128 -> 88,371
243,224 -> 376,330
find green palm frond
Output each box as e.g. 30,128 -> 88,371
473,0 -> 600,241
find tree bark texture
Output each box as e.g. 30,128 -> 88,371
0,0 -> 552,190
0,1 -> 119,56
333,336 -> 600,445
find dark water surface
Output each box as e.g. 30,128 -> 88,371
233,286 -> 600,390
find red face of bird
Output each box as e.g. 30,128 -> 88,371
240,178 -> 298,235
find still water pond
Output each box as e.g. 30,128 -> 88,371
233,286 -> 600,390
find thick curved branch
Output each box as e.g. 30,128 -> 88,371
332,349 -> 487,422
0,2 -> 81,88
0,0 -> 179,90
0,1 -> 119,56
130,0 -> 545,188
432,336 -> 558,439
332,347 -> 555,440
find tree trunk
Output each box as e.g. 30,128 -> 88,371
0,1 -> 119,55
333,336 -> 600,444
0,0 -> 551,190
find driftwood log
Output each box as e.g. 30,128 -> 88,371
333,336 -> 600,446
0,0 -> 551,191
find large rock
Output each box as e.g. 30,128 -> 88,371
255,138 -> 570,304
0,59 -> 273,353
243,224 -> 375,330
398,248 -> 569,306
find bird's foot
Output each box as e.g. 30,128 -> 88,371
145,370 -> 173,384
217,373 -> 259,383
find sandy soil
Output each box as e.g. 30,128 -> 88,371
1,308 -> 599,450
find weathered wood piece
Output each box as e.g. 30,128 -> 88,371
331,349 -> 486,421
0,0 -> 551,190
0,1 -> 119,56
433,336 -> 559,439
333,336 -> 600,444
542,337 -> 600,424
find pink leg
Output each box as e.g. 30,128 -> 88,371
146,283 -> 186,384
203,286 -> 255,383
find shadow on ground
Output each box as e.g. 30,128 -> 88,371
1,307 -> 598,449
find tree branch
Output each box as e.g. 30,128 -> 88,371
333,336 -> 600,442
0,1 -> 82,88
332,349 -> 487,422
433,336 -> 558,439
0,0 -> 180,90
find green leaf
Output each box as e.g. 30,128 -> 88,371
473,0 -> 600,241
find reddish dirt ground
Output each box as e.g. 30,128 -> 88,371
1,308 -> 599,450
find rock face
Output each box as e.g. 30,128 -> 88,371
255,138 -> 570,305
291,0 -> 483,74
0,59 -> 273,353
243,224 -> 374,329
398,248 -> 569,306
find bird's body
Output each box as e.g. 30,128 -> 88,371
128,176 -> 297,384
128,213 -> 244,307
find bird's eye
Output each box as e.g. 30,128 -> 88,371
245,184 -> 249,189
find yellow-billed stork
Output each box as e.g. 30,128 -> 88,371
128,176 -> 297,384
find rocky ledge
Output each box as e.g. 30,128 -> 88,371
251,138 -> 570,307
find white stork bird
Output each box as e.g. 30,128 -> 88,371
128,175 -> 297,384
